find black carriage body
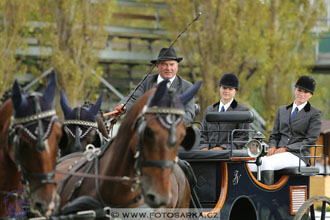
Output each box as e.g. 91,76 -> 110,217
179,151 -> 310,220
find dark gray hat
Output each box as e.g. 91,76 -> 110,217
151,48 -> 183,64
295,75 -> 316,94
219,72 -> 239,89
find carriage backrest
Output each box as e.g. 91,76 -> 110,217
206,111 -> 254,123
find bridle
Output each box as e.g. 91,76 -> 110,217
62,107 -> 105,152
7,93 -> 59,194
133,104 -> 185,176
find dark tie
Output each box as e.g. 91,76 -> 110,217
290,107 -> 298,120
221,106 -> 225,112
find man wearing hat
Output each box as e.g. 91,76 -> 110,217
248,75 -> 322,185
200,72 -> 249,150
113,47 -> 196,125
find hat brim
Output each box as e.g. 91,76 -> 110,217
151,57 -> 183,64
295,85 -> 314,94
219,83 -> 238,89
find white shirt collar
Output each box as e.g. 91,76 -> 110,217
219,99 -> 233,112
292,101 -> 307,113
157,75 -> 176,88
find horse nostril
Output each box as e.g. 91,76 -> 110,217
34,201 -> 44,211
146,193 -> 169,208
146,194 -> 156,203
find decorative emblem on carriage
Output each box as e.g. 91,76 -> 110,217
232,170 -> 241,185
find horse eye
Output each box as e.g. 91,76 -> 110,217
143,127 -> 155,142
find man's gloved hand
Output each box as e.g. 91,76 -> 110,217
114,104 -> 126,117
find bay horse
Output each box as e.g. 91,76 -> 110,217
59,91 -> 108,156
55,80 -> 201,214
0,72 -> 62,217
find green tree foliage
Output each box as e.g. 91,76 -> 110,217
0,0 -> 35,94
165,0 -> 325,129
34,0 -> 115,105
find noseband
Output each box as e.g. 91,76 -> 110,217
8,93 -> 59,193
133,105 -> 185,175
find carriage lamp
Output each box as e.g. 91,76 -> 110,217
246,132 -> 269,158
246,139 -> 263,157
246,132 -> 269,181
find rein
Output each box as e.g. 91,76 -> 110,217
55,169 -> 138,183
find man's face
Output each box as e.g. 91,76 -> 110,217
220,86 -> 237,103
294,87 -> 312,105
156,60 -> 178,79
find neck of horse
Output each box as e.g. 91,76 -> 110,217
97,95 -> 151,207
98,122 -> 140,206
0,100 -> 23,216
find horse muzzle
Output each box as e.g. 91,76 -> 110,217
31,190 -> 60,217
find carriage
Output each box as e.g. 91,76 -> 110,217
44,110 -> 330,220
2,75 -> 329,220
178,110 -> 330,220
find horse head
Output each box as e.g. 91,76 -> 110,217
132,80 -> 202,208
59,91 -> 105,156
9,71 -> 62,216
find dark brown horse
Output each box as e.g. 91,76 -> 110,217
55,80 -> 201,213
0,72 -> 62,217
59,91 -> 108,156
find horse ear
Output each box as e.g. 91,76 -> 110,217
11,80 -> 28,111
179,81 -> 202,106
60,90 -> 72,119
42,70 -> 57,104
88,92 -> 103,117
148,80 -> 169,106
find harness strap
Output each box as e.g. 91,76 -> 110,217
29,207 -> 111,220
66,160 -> 95,202
55,170 -> 137,183
95,155 -> 106,207
111,193 -> 143,208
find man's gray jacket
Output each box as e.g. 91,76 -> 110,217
268,102 -> 322,165
200,100 -> 249,150
120,73 -> 196,125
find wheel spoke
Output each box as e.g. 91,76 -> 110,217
321,201 -> 326,220
310,204 -> 315,220
294,196 -> 330,220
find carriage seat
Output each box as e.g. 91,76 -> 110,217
276,166 -> 319,176
179,150 -> 231,161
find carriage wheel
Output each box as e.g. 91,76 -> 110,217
293,196 -> 330,220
